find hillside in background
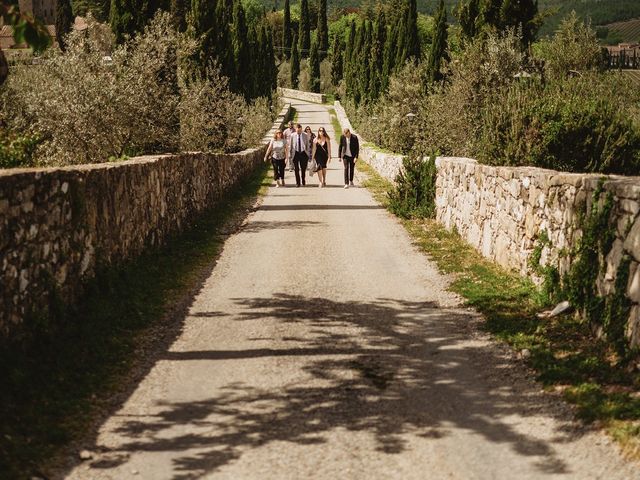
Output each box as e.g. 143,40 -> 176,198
269,0 -> 640,37
598,17 -> 640,44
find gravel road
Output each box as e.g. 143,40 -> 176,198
65,99 -> 639,480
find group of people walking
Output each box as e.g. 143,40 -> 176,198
264,121 -> 360,189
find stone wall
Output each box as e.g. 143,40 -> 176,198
436,157 -> 640,346
0,104 -> 291,339
334,102 -> 640,348
279,88 -> 326,104
333,101 -> 404,181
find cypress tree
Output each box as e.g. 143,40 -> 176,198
382,16 -> 398,89
232,0 -> 251,98
482,0 -> 502,30
331,34 -> 343,87
394,9 -> 407,72
283,0 -> 291,59
110,0 -> 137,43
457,0 -> 481,40
291,32 -> 300,88
267,25 -> 278,92
359,21 -> 372,102
55,0 -> 74,51
343,20 -> 356,97
426,0 -> 448,87
317,0 -> 328,60
215,0 -> 235,82
405,0 -> 420,61
298,0 -> 310,57
500,0 -> 539,46
171,0 -> 188,31
369,12 -> 386,100
192,0 -> 217,73
350,19 -> 365,103
309,36 -> 321,93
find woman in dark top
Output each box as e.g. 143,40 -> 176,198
312,127 -> 331,188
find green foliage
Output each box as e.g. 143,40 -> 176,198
283,0 -> 291,58
476,74 -> 640,174
232,0 -> 251,98
535,11 -> 604,80
425,0 -> 448,86
55,0 -> 74,51
388,154 -> 437,219
457,0 -> 480,40
170,0 -> 188,31
330,33 -> 344,87
500,0 -> 540,46
291,33 -> 300,88
0,130 -> 40,168
317,0 -> 329,60
298,0 -> 310,57
309,36 -> 321,93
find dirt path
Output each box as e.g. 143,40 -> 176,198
65,99 -> 637,479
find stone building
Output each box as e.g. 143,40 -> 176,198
18,0 -> 56,25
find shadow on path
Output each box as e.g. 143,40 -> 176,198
92,294 -> 584,479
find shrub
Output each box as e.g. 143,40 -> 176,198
475,74 -> 640,174
2,13 -> 180,166
535,11 -> 604,81
0,129 -> 40,169
178,69 -> 246,153
388,154 -> 437,219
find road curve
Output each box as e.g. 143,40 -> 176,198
65,99 -> 637,480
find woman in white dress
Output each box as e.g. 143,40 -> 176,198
264,130 -> 289,187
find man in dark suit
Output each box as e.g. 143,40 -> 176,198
338,128 -> 360,189
288,124 -> 310,187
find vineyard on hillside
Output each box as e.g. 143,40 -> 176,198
622,69 -> 640,85
599,17 -> 640,44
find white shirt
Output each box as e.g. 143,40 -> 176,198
344,136 -> 352,157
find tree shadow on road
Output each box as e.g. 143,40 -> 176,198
86,294 -> 589,479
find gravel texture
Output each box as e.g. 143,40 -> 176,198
64,99 -> 638,480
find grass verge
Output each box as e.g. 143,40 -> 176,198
356,159 -> 640,460
0,163 -> 272,479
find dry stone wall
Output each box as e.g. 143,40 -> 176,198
0,104 -> 291,339
334,102 -> 640,348
333,101 -> 404,182
279,88 -> 326,104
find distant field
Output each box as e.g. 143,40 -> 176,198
600,17 -> 640,44
621,70 -> 640,85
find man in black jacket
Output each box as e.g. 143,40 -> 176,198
338,128 -> 360,189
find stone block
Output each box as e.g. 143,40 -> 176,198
628,262 -> 640,303
626,305 -> 640,348
623,216 -> 640,262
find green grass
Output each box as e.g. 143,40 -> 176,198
356,159 -> 640,460
323,93 -> 336,105
0,163 -> 273,479
328,107 -> 343,138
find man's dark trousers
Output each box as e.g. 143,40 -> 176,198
293,151 -> 308,186
343,155 -> 355,184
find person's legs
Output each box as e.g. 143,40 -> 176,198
343,156 -> 350,185
276,160 -> 285,183
293,153 -> 301,186
322,168 -> 327,186
348,158 -> 355,183
300,155 -> 308,185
